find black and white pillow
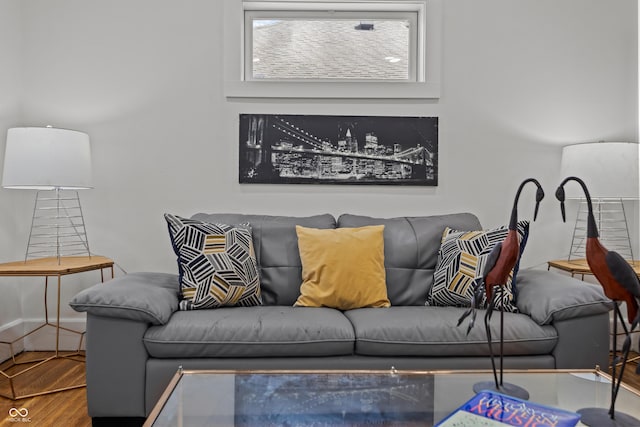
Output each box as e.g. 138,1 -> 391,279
165,214 -> 262,310
427,221 -> 529,312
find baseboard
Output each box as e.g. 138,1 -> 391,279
0,318 -> 87,361
0,319 -> 25,362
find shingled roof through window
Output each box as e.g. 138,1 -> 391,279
252,20 -> 410,80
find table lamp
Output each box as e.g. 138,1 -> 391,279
560,141 -> 639,261
2,126 -> 93,263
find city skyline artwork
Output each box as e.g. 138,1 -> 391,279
239,114 -> 438,186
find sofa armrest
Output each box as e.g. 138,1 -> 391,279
516,269 -> 613,325
85,314 -> 149,418
552,312 -> 610,369
70,272 -> 180,325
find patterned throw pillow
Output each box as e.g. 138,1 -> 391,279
165,214 -> 262,310
427,221 -> 529,312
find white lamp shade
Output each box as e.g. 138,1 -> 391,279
560,142 -> 639,199
2,127 -> 92,190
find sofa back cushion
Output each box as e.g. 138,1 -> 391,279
191,213 -> 336,305
337,213 -> 482,306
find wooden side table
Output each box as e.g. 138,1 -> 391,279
548,258 -> 640,280
0,255 -> 114,400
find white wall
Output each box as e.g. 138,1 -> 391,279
0,0 -> 29,357
441,0 -> 638,266
0,0 -> 637,344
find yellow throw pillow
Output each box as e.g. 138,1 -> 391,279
294,225 -> 390,310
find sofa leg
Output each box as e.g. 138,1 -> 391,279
92,417 -> 146,427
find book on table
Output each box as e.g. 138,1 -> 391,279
435,390 -> 581,427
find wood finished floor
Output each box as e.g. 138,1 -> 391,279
0,352 -> 89,427
0,351 -> 639,427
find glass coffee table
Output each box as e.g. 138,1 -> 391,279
144,368 -> 640,427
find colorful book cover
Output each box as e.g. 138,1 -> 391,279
435,390 -> 581,427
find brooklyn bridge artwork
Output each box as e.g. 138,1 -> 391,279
239,114 -> 438,185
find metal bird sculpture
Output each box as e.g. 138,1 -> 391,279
485,179 -> 544,301
457,178 -> 543,332
557,176 -> 640,427
459,178 -> 544,400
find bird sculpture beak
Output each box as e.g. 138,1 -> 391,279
533,187 -> 544,221
555,186 -> 566,222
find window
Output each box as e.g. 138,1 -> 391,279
223,0 -> 442,98
247,13 -> 416,81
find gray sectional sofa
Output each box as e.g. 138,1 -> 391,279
70,212 -> 613,426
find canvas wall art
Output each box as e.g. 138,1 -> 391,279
239,114 -> 438,185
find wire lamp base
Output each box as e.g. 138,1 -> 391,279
25,189 -> 90,263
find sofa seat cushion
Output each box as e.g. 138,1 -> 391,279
344,307 -> 557,357
144,307 -> 355,358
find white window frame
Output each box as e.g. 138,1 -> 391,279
223,0 -> 442,99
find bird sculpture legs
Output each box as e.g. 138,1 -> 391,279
472,285 -> 530,400
611,303 -> 633,416
485,292 -> 499,387
578,301 -> 640,427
